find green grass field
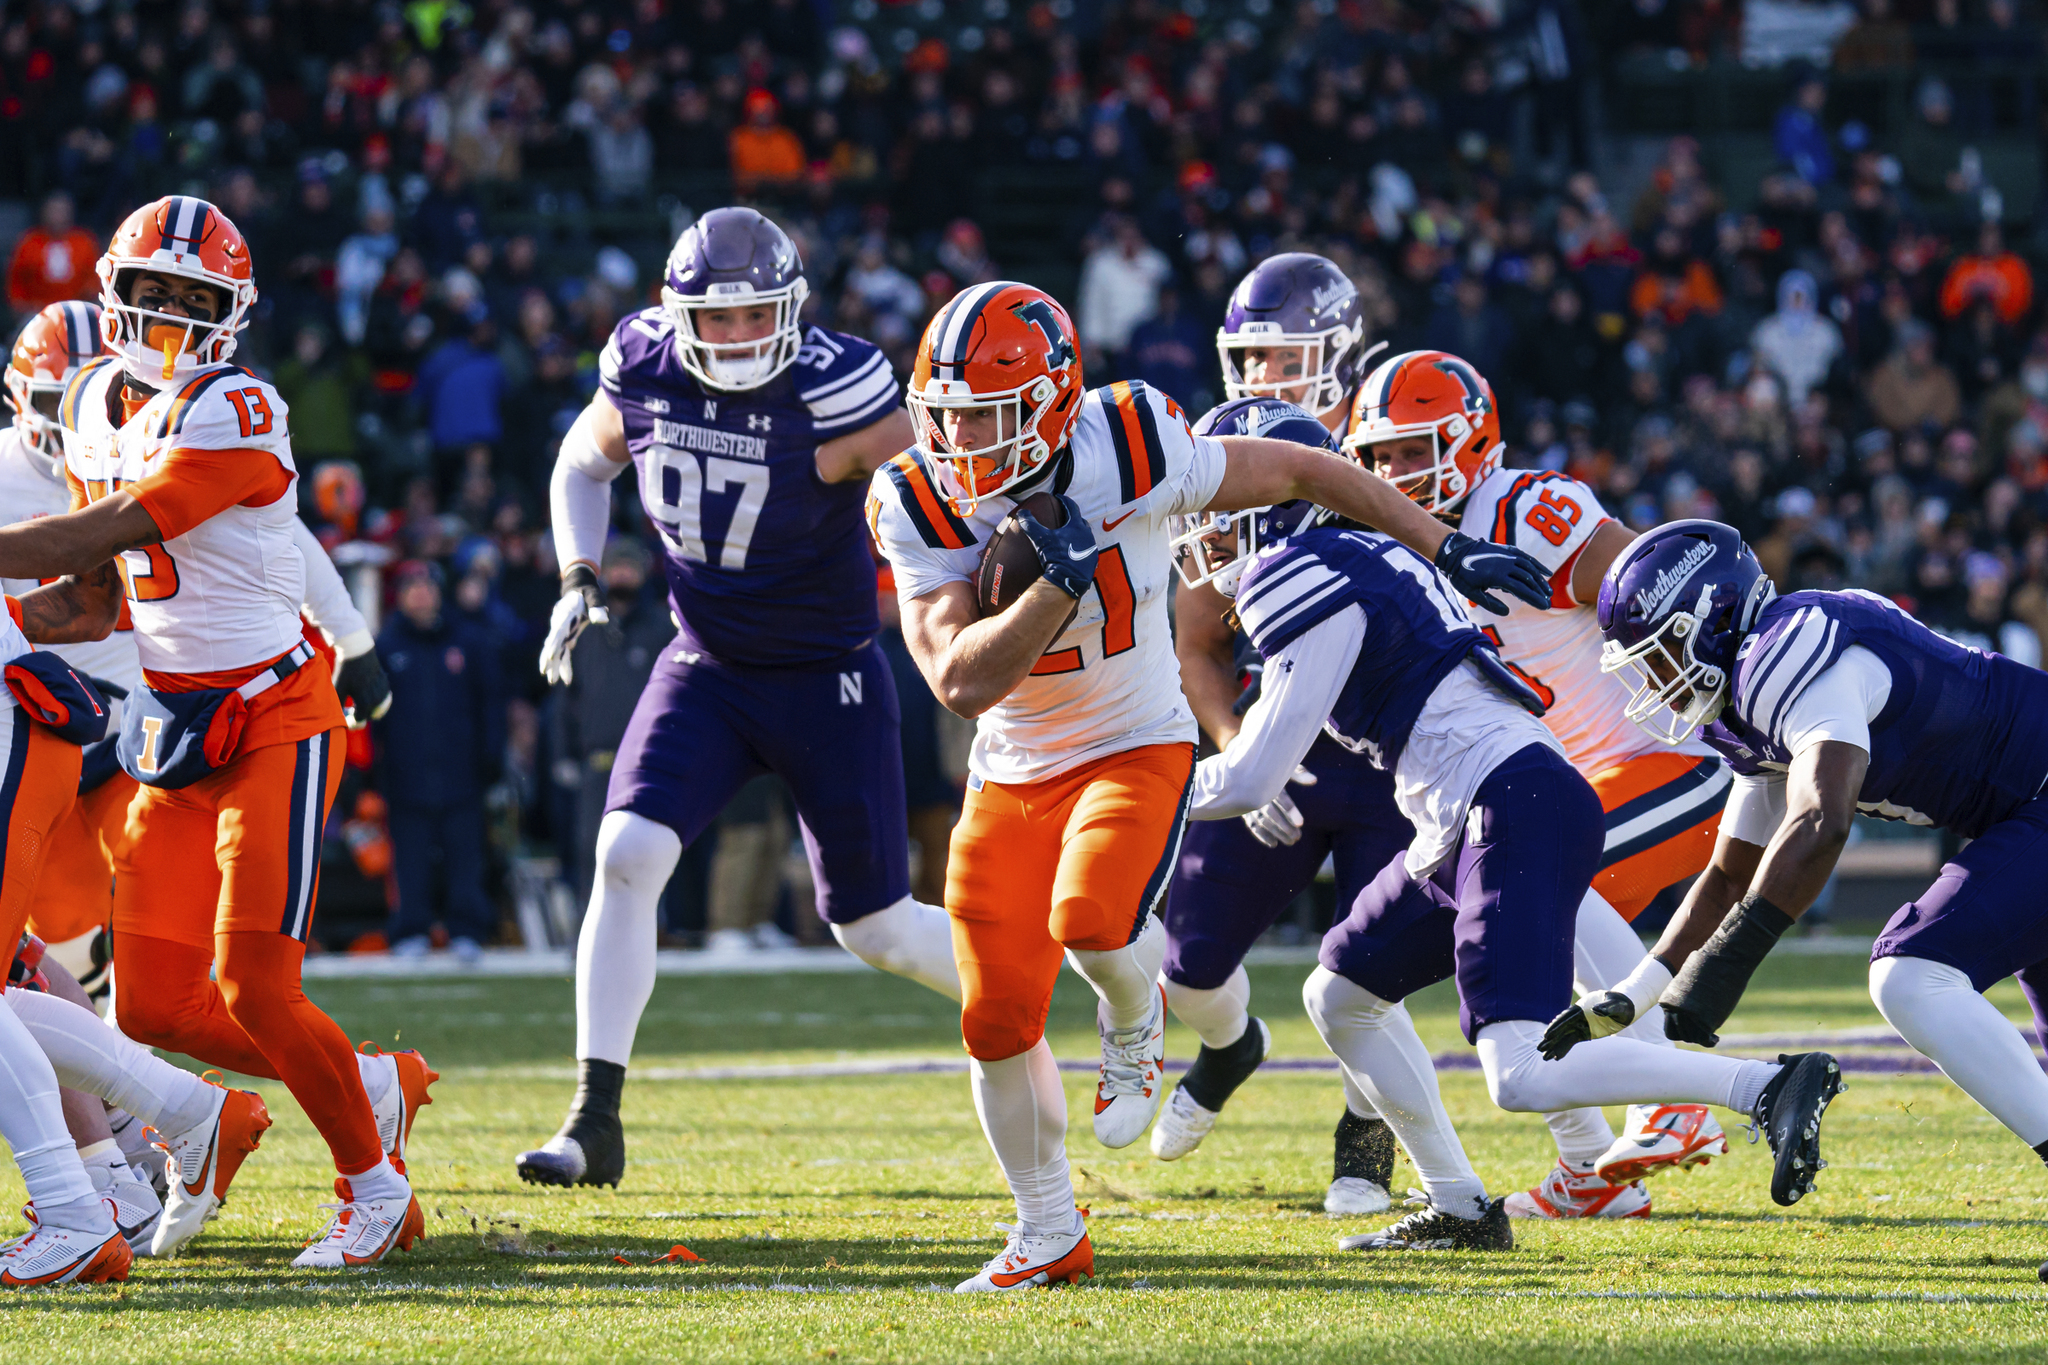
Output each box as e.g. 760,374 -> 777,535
3,953 -> 2046,1362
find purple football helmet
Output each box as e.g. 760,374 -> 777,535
1597,519 -> 1777,745
661,206 -> 810,392
1169,396 -> 1330,596
1217,253 -> 1374,420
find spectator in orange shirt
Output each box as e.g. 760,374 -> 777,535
1940,221 -> 2034,326
1629,223 -> 1724,327
6,192 -> 100,316
729,89 -> 806,191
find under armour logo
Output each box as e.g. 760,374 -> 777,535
839,672 -> 863,705
748,414 -> 772,432
703,400 -> 718,420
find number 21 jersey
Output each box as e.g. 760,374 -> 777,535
600,308 -> 902,668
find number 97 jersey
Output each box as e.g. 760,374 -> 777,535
58,356 -> 311,677
1458,467 -> 1713,772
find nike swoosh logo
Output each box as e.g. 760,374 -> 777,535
1094,1094 -> 1114,1114
1102,509 -> 1136,532
1067,545 -> 1095,560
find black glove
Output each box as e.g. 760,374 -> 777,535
1538,991 -> 1638,1060
1434,531 -> 1554,616
1015,493 -> 1098,601
1660,894 -> 1797,1047
335,649 -> 393,728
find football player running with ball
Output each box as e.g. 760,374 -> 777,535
1177,494 -> 1843,1253
1551,519 -> 2048,1279
520,208 -> 960,1190
868,280 -> 1554,1290
1345,350 -> 1735,1218
1148,256 -> 1414,1218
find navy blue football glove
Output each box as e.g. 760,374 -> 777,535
1434,531 -> 1553,616
1014,494 -> 1098,601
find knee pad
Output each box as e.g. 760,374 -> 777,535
1048,893 -> 1123,952
1475,1025 -> 1552,1113
594,811 -> 683,894
960,1004 -> 1044,1063
1869,954 -> 1969,1023
832,906 -> 914,976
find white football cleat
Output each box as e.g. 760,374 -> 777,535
1503,1160 -> 1652,1219
105,1173 -> 164,1253
1149,1086 -> 1218,1161
1594,1104 -> 1728,1185
1324,1176 -> 1393,1217
358,1043 -> 438,1163
291,1175 -> 425,1269
1092,986 -> 1166,1150
954,1218 -> 1094,1291
151,1083 -> 273,1258
0,1201 -> 132,1286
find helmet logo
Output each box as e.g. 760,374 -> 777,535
1431,357 -> 1490,416
1011,299 -> 1075,371
1632,540 -> 1717,621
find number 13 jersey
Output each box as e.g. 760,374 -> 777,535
57,355 -> 312,679
600,307 -> 902,668
1458,467 -> 1712,772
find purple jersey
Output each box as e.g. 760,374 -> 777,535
600,309 -> 901,667
1706,589 -> 2048,839
1234,527 -> 1487,771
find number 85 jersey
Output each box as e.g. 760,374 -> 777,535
58,356 -> 312,677
1458,467 -> 1712,772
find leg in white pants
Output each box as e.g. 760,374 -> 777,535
575,810 -> 680,1066
1161,964 -> 1251,1050
1303,967 -> 1487,1217
1068,914 -> 1168,1030
1478,1020 -> 1777,1116
831,896 -> 962,1001
0,1001 -> 101,1224
970,1040 -> 1078,1233
6,990 -> 218,1135
1871,955 -> 2048,1147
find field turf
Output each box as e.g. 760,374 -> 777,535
2,953 -> 2045,1362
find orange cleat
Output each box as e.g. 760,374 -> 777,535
359,1043 -> 438,1162
955,1218 -> 1094,1291
291,1173 -> 426,1269
1594,1104 -> 1729,1185
150,1084 -> 273,1258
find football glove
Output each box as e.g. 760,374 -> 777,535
1014,493 -> 1098,601
1433,531 -> 1553,616
334,649 -> 393,729
1243,766 -> 1318,847
1539,991 -> 1638,1060
540,564 -> 610,686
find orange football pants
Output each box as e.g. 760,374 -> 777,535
112,727 -> 384,1176
947,741 -> 1194,1061
25,772 -> 135,946
0,710 -> 86,962
1589,752 -> 1727,922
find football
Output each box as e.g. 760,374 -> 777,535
974,491 -> 1079,630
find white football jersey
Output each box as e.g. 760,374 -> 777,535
0,425 -> 141,695
870,380 -> 1227,785
59,356 -> 309,677
1458,466 -> 1713,774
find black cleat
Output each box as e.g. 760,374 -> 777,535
2038,1260 -> 2048,1286
1750,1052 -> 1845,1207
1177,1016 -> 1271,1112
516,1059 -> 627,1188
1338,1196 -> 1514,1252
1334,1109 -> 1397,1191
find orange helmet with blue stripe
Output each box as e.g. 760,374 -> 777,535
1341,349 -> 1503,518
96,195 -> 257,386
6,300 -> 105,467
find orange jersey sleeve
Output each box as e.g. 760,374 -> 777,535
128,446 -> 293,542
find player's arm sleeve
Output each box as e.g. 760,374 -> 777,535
797,332 -> 902,438
1480,473 -> 1614,608
867,462 -> 972,601
128,446 -> 293,541
551,406 -> 627,573
1776,645 -> 1890,758
292,517 -> 373,657
1191,604 -> 1364,820
1722,771 -> 1790,847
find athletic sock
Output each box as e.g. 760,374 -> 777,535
109,934 -> 279,1078
576,812 -> 680,1065
1333,1109 -> 1396,1189
1161,966 -> 1251,1050
77,1139 -> 128,1191
1729,1060 -> 1777,1118
831,897 -> 962,1002
215,930 -> 383,1176
343,1156 -> 410,1203
1873,955 -> 2048,1147
1068,914 -> 1167,1032
34,1190 -> 114,1235
6,987 -> 220,1133
1543,1106 -> 1617,1170
106,1109 -> 154,1167
970,1040 -> 1074,1233
1177,1018 -> 1265,1111
1303,967 -> 1487,1216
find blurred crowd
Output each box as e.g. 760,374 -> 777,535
4,0 -> 2047,950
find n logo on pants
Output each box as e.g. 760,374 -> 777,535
839,672 -> 863,705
